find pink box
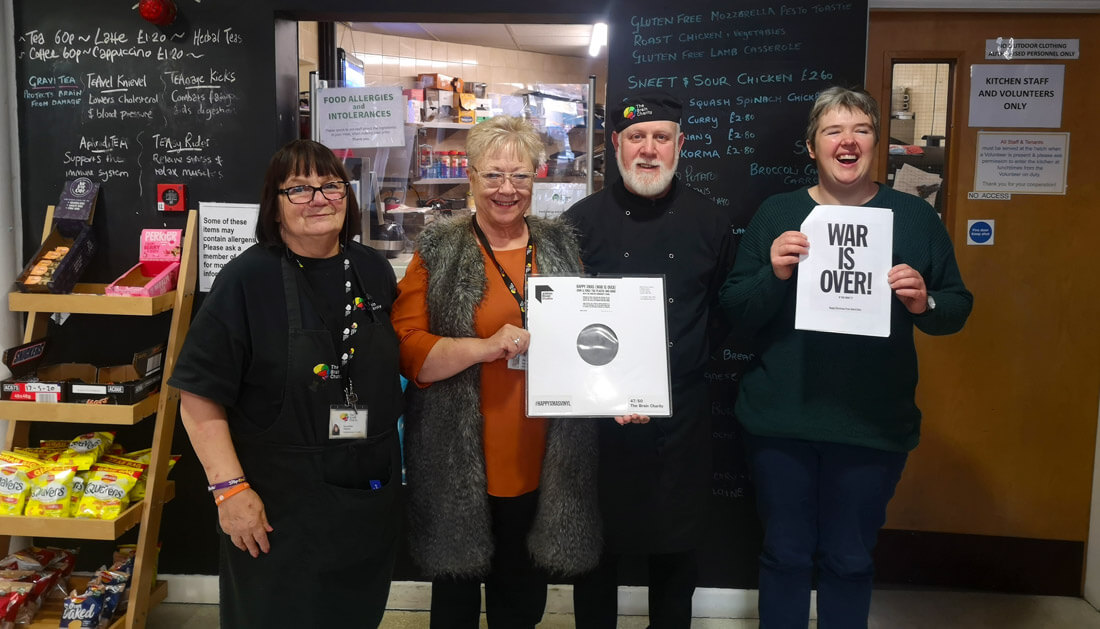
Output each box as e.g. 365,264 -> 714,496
105,229 -> 182,297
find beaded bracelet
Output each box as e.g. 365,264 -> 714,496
214,482 -> 251,507
207,476 -> 247,493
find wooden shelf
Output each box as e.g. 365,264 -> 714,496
9,284 -> 176,316
23,579 -> 168,628
0,482 -> 174,540
0,394 -> 160,425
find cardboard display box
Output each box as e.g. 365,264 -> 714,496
1,340 -> 96,403
66,345 -> 165,405
105,229 -> 182,297
1,340 -> 164,405
15,178 -> 99,293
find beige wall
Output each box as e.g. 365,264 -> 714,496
298,22 -> 606,103
868,11 -> 1100,544
891,63 -> 950,144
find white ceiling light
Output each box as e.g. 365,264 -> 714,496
589,22 -> 607,57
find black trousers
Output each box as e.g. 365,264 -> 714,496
430,491 -> 547,629
573,550 -> 698,629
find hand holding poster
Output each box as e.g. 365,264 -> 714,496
795,205 -> 894,337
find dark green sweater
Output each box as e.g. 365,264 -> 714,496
719,185 -> 972,452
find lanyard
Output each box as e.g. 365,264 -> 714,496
288,248 -> 378,406
471,216 -> 534,326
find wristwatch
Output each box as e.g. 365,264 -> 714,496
926,294 -> 936,312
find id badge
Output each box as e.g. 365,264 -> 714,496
329,405 -> 367,439
507,353 -> 527,371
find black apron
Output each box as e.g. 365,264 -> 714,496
218,255 -> 403,628
597,378 -> 711,554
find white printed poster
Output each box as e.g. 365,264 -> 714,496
795,205 -> 894,338
969,64 -> 1065,128
974,132 -> 1069,195
525,275 -> 671,417
198,202 -> 260,292
316,86 -> 405,149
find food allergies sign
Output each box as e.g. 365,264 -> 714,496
316,86 -> 404,149
795,205 -> 894,338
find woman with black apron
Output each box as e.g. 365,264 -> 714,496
171,140 -> 403,627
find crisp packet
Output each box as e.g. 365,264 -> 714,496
128,455 -> 179,502
68,471 -> 91,518
56,432 -> 115,472
60,587 -> 103,628
11,447 -> 62,462
0,453 -> 39,516
74,465 -> 142,520
23,465 -> 77,518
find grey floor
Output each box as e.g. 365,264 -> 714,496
147,590 -> 1100,628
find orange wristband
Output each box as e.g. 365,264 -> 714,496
214,481 -> 251,507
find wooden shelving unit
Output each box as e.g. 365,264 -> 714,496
0,209 -> 198,629
22,577 -> 168,628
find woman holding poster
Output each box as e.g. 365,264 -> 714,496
391,116 -> 600,627
719,87 -> 973,628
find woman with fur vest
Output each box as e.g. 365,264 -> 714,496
391,115 -> 601,628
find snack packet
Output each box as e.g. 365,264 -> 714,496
23,465 -> 77,518
74,465 -> 142,520
59,587 -> 103,628
55,432 -> 115,472
126,454 -> 179,502
67,471 -> 91,518
0,453 -> 39,516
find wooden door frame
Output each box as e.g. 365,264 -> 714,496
876,50 -> 964,235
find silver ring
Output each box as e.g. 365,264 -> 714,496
513,338 -> 520,346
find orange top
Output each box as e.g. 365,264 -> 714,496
391,245 -> 548,498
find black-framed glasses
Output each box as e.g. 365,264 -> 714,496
279,181 -> 349,204
471,168 -> 536,189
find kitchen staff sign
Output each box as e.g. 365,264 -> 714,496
969,64 -> 1064,128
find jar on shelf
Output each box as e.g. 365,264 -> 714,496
433,152 -> 446,178
456,151 -> 468,178
418,146 -> 433,179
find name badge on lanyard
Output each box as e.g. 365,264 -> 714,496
329,405 -> 367,439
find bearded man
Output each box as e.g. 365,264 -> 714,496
563,91 -> 735,628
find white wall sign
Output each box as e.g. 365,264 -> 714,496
316,87 -> 404,149
969,64 -> 1065,128
974,132 -> 1069,195
985,38 -> 1080,60
198,202 -> 260,292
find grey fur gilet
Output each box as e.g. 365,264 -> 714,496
404,214 -> 602,579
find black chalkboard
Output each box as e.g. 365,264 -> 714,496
13,1 -> 278,279
12,0 -> 282,576
605,0 -> 869,589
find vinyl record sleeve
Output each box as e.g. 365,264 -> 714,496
525,275 -> 672,417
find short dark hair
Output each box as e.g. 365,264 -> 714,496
805,86 -> 881,151
255,139 -> 361,248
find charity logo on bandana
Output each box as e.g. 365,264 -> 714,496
313,363 -> 330,379
354,297 -> 366,310
623,105 -> 637,120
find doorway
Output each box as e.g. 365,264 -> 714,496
883,57 -> 959,228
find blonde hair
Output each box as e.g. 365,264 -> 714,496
465,115 -> 545,172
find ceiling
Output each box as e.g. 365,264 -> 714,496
347,22 -> 603,60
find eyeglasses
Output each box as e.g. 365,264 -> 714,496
472,169 -> 536,189
279,181 -> 349,204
